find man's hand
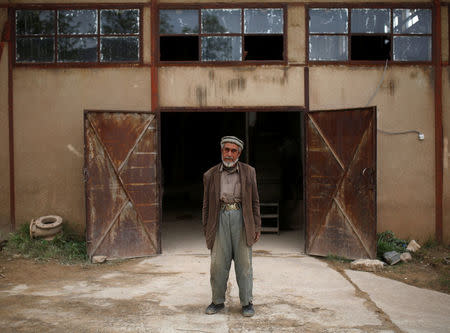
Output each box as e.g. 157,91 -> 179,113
254,231 -> 261,242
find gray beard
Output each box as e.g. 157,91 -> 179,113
222,157 -> 238,168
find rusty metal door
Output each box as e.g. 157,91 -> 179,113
84,111 -> 160,259
305,107 -> 376,259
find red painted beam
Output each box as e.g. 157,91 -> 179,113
6,8 -> 15,232
433,0 -> 443,243
151,0 -> 158,112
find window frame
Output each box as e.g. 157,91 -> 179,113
157,3 -> 288,66
306,3 -> 433,65
13,4 -> 144,67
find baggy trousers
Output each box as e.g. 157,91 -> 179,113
210,208 -> 253,306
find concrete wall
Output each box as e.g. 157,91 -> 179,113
0,9 -> 10,237
310,66 -> 436,242
159,66 -> 304,107
1,0 -> 447,246
13,68 -> 151,233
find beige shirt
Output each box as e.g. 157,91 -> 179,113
219,163 -> 242,203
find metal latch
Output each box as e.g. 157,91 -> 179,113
83,168 -> 89,183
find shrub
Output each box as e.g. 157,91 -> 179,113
376,230 -> 408,259
5,223 -> 87,263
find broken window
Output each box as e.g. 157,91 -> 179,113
393,9 -> 432,61
15,8 -> 141,64
308,7 -> 432,63
159,7 -> 284,62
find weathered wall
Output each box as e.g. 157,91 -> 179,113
159,3 -> 305,108
288,5 -> 305,64
1,0 -> 445,246
13,68 -> 151,233
310,66 -> 436,243
442,5 -> 449,63
1,0 -> 145,3
159,66 -> 304,107
158,0 -> 430,3
0,9 -> 10,237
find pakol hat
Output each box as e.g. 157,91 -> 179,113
221,136 -> 244,150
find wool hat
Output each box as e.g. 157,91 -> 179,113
220,136 -> 244,150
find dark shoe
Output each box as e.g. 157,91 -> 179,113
205,302 -> 224,315
242,303 -> 255,317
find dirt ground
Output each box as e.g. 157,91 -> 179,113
1,245 -> 449,295
323,245 -> 450,295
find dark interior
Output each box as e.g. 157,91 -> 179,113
160,36 -> 199,61
351,35 -> 391,61
161,112 -> 303,231
244,35 -> 284,61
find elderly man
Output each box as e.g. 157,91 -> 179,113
202,136 -> 261,317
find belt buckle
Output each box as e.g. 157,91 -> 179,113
222,202 -> 239,211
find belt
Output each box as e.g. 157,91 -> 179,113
221,202 -> 241,211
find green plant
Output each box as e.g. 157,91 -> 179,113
422,237 -> 438,249
5,223 -> 87,263
376,230 -> 408,259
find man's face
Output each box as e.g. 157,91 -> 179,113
221,142 -> 241,167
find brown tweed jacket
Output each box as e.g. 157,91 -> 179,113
202,161 -> 261,250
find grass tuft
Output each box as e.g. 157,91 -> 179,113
5,223 -> 87,264
422,237 -> 439,249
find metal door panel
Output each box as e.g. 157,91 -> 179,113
85,112 -> 160,259
305,107 -> 376,259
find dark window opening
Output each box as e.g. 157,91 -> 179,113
351,35 -> 391,61
244,35 -> 283,60
160,36 -> 199,61
159,7 -> 284,63
308,7 -> 432,62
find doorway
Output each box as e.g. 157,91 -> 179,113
161,112 -> 305,254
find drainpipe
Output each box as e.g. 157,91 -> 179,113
433,0 -> 443,243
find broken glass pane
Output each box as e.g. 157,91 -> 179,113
244,8 -> 283,34
309,35 -> 347,61
309,8 -> 347,34
16,10 -> 55,35
201,9 -> 241,34
351,9 -> 390,33
393,9 -> 431,34
16,37 -> 54,62
58,10 -> 97,35
100,37 -> 139,62
159,10 -> 199,34
201,36 -> 241,61
58,37 -> 97,62
393,36 -> 431,61
100,9 -> 139,35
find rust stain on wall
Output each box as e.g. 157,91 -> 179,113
195,86 -> 207,106
389,80 -> 395,96
208,70 -> 215,81
227,77 -> 246,94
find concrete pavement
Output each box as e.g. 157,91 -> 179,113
0,251 -> 449,332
